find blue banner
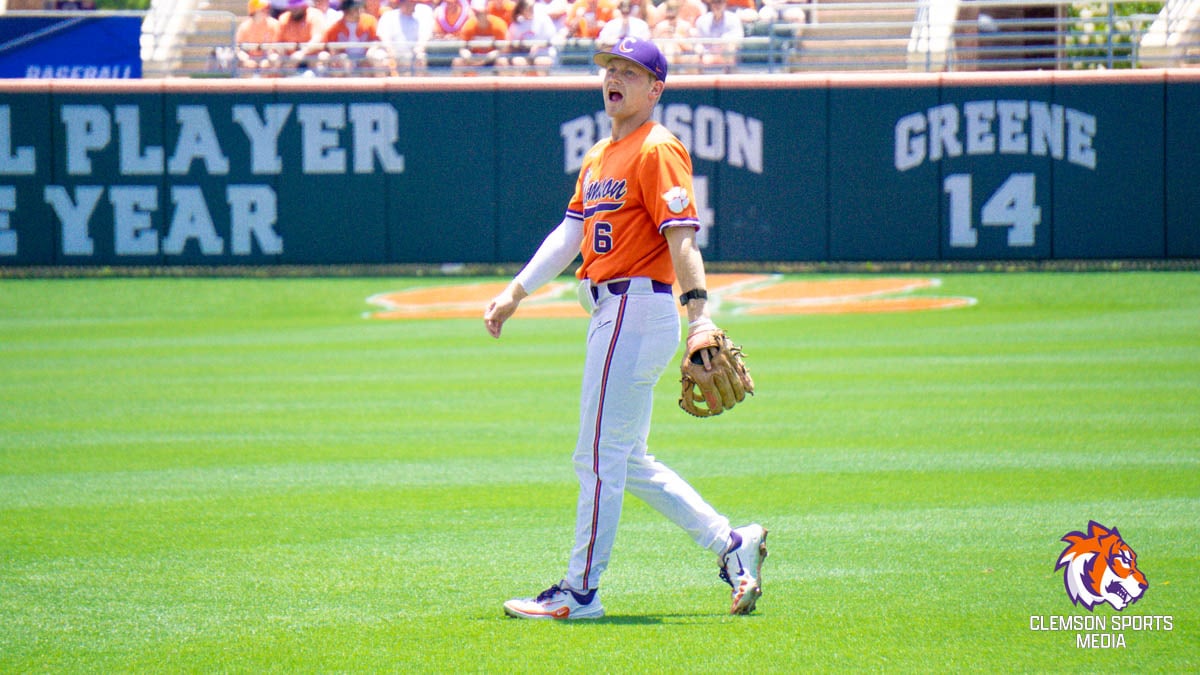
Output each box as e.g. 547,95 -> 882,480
0,16 -> 141,79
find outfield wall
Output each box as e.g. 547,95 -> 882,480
1,71 -> 1197,267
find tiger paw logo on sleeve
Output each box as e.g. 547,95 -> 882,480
662,186 -> 689,214
1055,521 -> 1148,612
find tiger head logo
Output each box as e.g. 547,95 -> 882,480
1055,521 -> 1147,611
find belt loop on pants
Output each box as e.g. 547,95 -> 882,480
590,277 -> 673,303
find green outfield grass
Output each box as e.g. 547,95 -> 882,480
1,272 -> 1197,672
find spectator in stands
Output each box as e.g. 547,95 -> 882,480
724,0 -> 759,25
651,0 -> 698,70
595,0 -> 651,48
378,0 -> 435,73
497,0 -> 558,74
487,0 -> 518,24
693,0 -> 743,71
312,0 -> 344,24
236,0 -> 282,74
451,0 -> 510,73
645,0 -> 702,28
363,0 -> 392,17
320,0 -> 387,74
624,0 -> 650,20
277,0 -> 328,74
432,0 -> 471,37
269,0 -> 293,17
560,0 -> 617,39
534,0 -> 570,32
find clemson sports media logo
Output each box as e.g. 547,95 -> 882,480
1030,522 -> 1172,649
1055,521 -> 1147,612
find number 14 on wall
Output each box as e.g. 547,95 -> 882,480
944,173 -> 1041,247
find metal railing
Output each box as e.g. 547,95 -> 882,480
913,0 -> 1196,70
206,34 -> 806,77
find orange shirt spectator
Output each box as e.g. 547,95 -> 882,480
323,0 -> 381,52
433,0 -> 471,36
459,0 -> 509,53
651,0 -> 697,68
451,0 -> 508,72
236,0 -> 281,70
277,0 -> 327,44
563,0 -> 616,38
645,0 -> 701,26
321,0 -> 386,73
276,0 -> 327,70
487,0 -> 517,24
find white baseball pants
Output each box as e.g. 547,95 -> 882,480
566,278 -> 732,592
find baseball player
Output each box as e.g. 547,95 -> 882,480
483,37 -> 767,620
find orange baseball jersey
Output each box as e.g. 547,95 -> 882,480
568,121 -> 700,286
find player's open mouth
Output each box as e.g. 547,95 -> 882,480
608,90 -> 624,102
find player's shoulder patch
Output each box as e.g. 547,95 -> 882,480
662,186 -> 690,214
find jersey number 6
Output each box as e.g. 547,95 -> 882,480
593,221 -> 613,254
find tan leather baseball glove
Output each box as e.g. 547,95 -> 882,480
679,327 -> 754,417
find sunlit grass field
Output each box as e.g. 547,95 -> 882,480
1,272 -> 1197,672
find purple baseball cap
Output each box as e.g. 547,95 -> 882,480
593,37 -> 668,82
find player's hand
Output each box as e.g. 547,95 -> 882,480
483,297 -> 515,338
483,282 -> 527,339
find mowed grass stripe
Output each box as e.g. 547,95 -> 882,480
2,443 -> 1194,509
0,273 -> 1197,672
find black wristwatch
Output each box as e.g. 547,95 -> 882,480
678,288 -> 708,306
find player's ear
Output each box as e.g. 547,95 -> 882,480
650,78 -> 664,98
